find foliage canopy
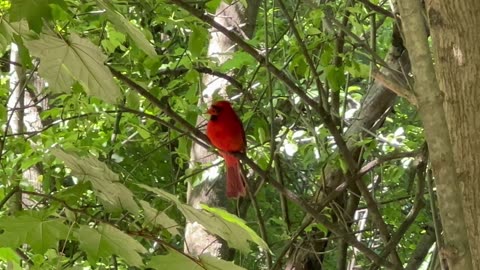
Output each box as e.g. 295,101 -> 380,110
0,0 -> 432,269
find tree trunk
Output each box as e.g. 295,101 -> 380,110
7,44 -> 45,210
184,0 -> 260,259
398,0 -> 480,269
426,0 -> 480,268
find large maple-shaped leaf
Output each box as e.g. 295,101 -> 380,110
147,247 -> 247,270
78,224 -> 147,267
0,212 -> 70,254
201,205 -> 269,252
137,184 -> 269,254
96,0 -> 156,57
199,254 -> 247,270
139,200 -> 180,236
0,20 -> 14,53
10,0 -> 55,33
147,247 -> 202,270
0,20 -> 30,53
24,31 -> 121,103
52,149 -> 139,214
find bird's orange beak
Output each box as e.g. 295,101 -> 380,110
206,107 -> 218,115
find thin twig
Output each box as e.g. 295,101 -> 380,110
0,186 -> 20,211
359,150 -> 418,176
246,179 -> 272,267
157,67 -> 246,94
376,148 -> 427,267
109,68 -> 210,149
276,0 -> 326,102
356,0 -> 394,18
236,152 -> 395,268
108,54 -> 388,267
355,179 -> 404,268
405,225 -> 436,270
170,0 -> 360,178
15,248 -> 33,267
270,216 -> 314,270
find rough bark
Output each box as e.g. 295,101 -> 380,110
405,225 -> 436,270
184,0 -> 260,258
398,0 -> 474,269
425,0 -> 480,268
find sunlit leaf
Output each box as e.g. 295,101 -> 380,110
78,224 -> 147,267
137,184 -> 270,254
139,200 -> 180,236
201,205 -> 269,252
96,0 -> 156,57
0,212 -> 70,254
147,247 -> 248,270
188,25 -> 207,58
200,254 -> 247,270
219,52 -> 256,72
24,31 -> 121,103
0,20 -> 31,53
51,149 -> 140,214
0,247 -> 21,270
10,0 -> 58,33
147,247 -> 201,270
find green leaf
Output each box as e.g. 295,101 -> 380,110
338,157 -> 348,174
147,248 -> 247,270
200,254 -> 247,270
201,205 -> 269,252
137,184 -> 270,254
0,212 -> 71,254
219,51 -> 256,72
96,0 -> 156,57
139,200 -> 180,236
346,61 -> 370,78
306,27 -> 322,36
78,224 -> 147,267
148,247 -> 202,270
325,66 -> 345,91
188,25 -> 207,58
9,0 -> 55,33
24,31 -> 121,104
54,181 -> 90,205
205,0 -> 222,13
126,89 -> 140,108
0,20 -> 13,53
0,248 -> 21,270
12,33 -> 33,68
51,149 -> 140,214
0,20 -> 31,53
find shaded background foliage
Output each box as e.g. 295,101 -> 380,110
0,0 -> 439,269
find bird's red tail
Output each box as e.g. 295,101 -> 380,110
223,153 -> 246,198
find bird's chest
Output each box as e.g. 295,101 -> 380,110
207,120 -> 244,152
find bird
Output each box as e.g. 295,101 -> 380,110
206,100 -> 246,198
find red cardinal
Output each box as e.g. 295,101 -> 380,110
206,100 -> 246,198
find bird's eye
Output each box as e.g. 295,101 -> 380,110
212,105 -> 222,113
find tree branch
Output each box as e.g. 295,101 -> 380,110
405,226 -> 436,270
170,0 -> 360,176
373,149 -> 428,269
108,65 -> 391,268
237,152 -> 396,269
372,70 -> 417,106
356,0 -> 394,18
